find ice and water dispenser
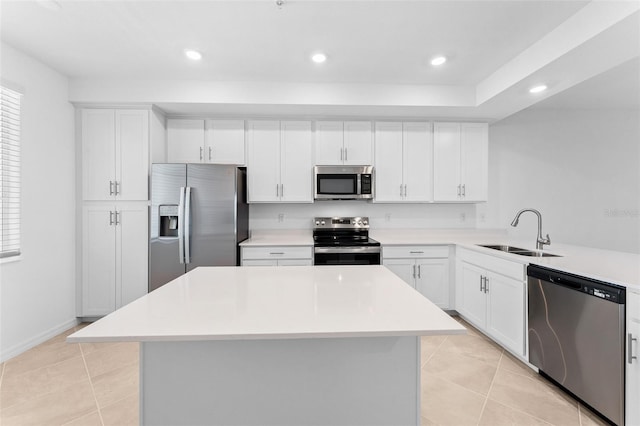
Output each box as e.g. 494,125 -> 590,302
159,205 -> 179,237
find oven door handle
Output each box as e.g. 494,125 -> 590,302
314,246 -> 381,254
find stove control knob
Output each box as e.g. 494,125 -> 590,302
357,220 -> 363,225
320,220 -> 325,226
315,221 -> 320,226
363,220 -> 368,225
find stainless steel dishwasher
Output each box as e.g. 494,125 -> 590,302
527,265 -> 626,426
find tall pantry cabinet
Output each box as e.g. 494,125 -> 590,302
78,107 -> 160,317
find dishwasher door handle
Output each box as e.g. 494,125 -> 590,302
629,333 -> 638,364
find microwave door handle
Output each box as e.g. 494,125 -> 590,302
356,174 -> 361,196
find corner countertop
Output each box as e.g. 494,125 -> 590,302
67,265 -> 466,343
240,229 -> 313,247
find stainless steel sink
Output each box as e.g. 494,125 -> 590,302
478,244 -> 561,258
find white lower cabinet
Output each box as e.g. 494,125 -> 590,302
383,246 -> 450,309
627,291 -> 640,426
81,203 -> 148,317
241,246 -> 313,266
456,248 -> 526,357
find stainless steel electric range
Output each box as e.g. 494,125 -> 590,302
313,217 -> 381,265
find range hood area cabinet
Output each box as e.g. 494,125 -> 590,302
374,122 -> 433,202
433,122 -> 488,202
315,121 -> 373,166
167,119 -> 245,165
246,120 -> 313,203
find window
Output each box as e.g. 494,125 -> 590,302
0,86 -> 21,259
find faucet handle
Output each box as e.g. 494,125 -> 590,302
543,234 -> 551,245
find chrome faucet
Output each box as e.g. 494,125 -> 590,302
510,208 -> 551,250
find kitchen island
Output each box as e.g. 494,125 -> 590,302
68,265 -> 465,426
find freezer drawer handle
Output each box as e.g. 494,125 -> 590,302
629,333 -> 638,364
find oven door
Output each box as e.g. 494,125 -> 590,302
314,247 -> 381,265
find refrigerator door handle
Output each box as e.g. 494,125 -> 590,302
178,187 -> 186,264
184,186 -> 192,264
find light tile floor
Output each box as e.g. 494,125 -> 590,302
0,318 -> 610,426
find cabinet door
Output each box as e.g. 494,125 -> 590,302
315,121 -> 344,165
82,205 -> 116,316
403,122 -> 433,202
117,204 -> 148,308
433,122 -> 461,201
343,121 -> 372,165
82,109 -> 115,200
416,258 -> 450,309
627,292 -> 640,426
116,110 -> 149,200
247,121 -> 281,202
280,121 -> 313,203
456,261 -> 486,328
384,259 -> 416,288
460,123 -> 488,202
167,119 -> 205,163
374,122 -> 404,202
485,272 -> 525,356
206,120 -> 245,164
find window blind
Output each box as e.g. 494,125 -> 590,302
0,86 -> 21,258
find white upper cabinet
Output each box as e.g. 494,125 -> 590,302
374,121 -> 433,202
82,109 -> 149,201
247,120 -> 313,203
167,119 -> 245,164
315,121 -> 372,165
433,122 -> 488,202
167,119 -> 205,163
205,119 -> 245,164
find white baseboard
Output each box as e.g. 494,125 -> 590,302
1,317 -> 79,363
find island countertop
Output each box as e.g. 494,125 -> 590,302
68,265 -> 465,343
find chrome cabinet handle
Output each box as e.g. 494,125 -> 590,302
412,264 -> 416,279
340,148 -> 344,161
629,333 -> 638,364
276,184 -> 279,197
269,252 -> 285,255
280,184 -> 284,198
109,211 -> 114,225
484,277 -> 489,293
479,275 -> 483,292
400,184 -> 403,197
457,184 -> 461,197
344,147 -> 348,162
199,146 -> 203,161
115,211 -> 120,225
404,184 -> 407,197
409,251 -> 424,254
209,146 -> 212,161
462,184 -> 466,197
115,181 -> 120,195
109,181 -> 114,196
417,265 -> 421,279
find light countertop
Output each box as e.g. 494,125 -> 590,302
240,229 -> 313,246
67,265 -> 466,343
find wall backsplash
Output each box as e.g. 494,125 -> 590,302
249,202 -> 479,230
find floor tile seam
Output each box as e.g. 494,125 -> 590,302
88,359 -> 139,381
421,336 -> 449,368
475,350 -> 504,426
484,395 -> 557,426
60,410 -> 101,426
0,352 -> 86,384
99,390 -> 138,411
79,343 -> 106,426
2,344 -> 84,378
428,370 -> 492,401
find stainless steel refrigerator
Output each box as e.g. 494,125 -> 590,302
149,164 -> 249,292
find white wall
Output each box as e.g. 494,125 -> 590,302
250,202 -> 478,231
479,108 -> 640,253
0,43 -> 77,361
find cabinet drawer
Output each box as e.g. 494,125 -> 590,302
383,245 -> 449,259
242,246 -> 312,260
457,248 -> 525,281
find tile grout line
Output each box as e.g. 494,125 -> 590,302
78,343 -> 106,426
421,335 -> 448,368
475,349 -> 504,426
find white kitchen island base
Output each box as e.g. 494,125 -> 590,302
141,336 -> 420,425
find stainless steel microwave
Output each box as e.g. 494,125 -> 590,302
314,165 -> 374,200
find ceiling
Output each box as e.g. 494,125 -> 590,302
1,0 -> 639,121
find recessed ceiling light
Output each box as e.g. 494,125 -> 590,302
431,56 -> 447,66
529,85 -> 548,94
311,53 -> 327,64
184,50 -> 203,61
